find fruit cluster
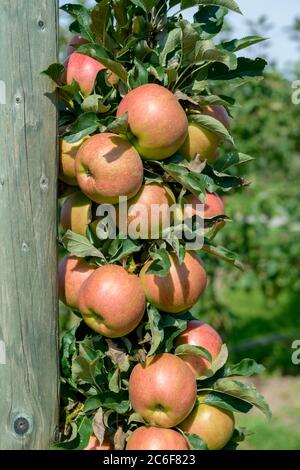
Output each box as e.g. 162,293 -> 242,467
58,40 -> 234,450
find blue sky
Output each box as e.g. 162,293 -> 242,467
60,0 -> 299,69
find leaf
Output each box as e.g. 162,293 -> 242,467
184,433 -> 209,450
208,379 -> 272,419
60,326 -> 77,378
179,20 -> 200,67
130,0 -> 159,12
128,413 -> 146,425
213,152 -> 254,172
188,114 -> 235,146
200,240 -> 244,271
175,344 -> 212,362
224,359 -> 265,378
86,391 -> 130,414
221,36 -> 267,53
91,1 -> 110,44
105,339 -> 130,372
160,28 -> 181,66
105,113 -> 129,135
180,0 -> 242,15
146,249 -> 172,277
114,426 -> 128,451
208,57 -> 267,82
81,95 -> 110,114
159,315 -> 188,352
92,408 -> 105,446
64,113 -> 100,143
200,391 -> 253,413
60,4 -> 94,41
72,355 -> 99,385
42,63 -> 65,84
109,238 -> 142,262
62,230 -> 107,261
147,305 -> 164,356
193,6 -> 228,39
198,344 -> 229,379
109,368 -> 120,393
128,59 -> 149,89
84,396 -> 103,412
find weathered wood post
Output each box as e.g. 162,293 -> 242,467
0,1 -> 59,449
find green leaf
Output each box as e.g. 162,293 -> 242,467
197,344 -> 229,379
42,63 -> 65,84
175,344 -> 212,362
200,391 -> 253,413
209,57 -> 267,82
91,1 -> 110,45
184,432 -> 209,450
84,396 -> 103,412
64,113 -> 100,143
194,41 -> 237,69
147,305 -> 164,356
208,379 -> 272,419
200,240 -> 244,271
109,368 -> 120,393
128,59 -> 149,89
105,113 -> 129,134
146,249 -> 172,277
130,0 -> 159,12
213,152 -> 254,172
60,326 -> 77,378
193,6 -> 228,39
160,28 -> 181,66
62,230 -> 107,261
109,237 -> 142,262
188,114 -> 235,146
81,95 -> 110,114
98,391 -> 131,414
179,20 -> 200,67
72,355 -> 99,385
180,0 -> 242,15
224,359 -> 265,378
221,36 -> 267,53
60,4 -> 94,41
159,315 -> 188,352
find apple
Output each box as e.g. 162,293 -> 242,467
202,105 -> 230,129
116,84 -> 188,160
179,393 -> 235,450
60,191 -> 92,236
67,35 -> 88,57
75,133 -> 144,204
183,191 -> 226,235
59,136 -> 88,186
180,123 -> 220,163
139,252 -> 207,314
65,52 -> 106,97
128,353 -> 197,428
175,321 -> 223,377
58,255 -> 96,310
117,183 -> 176,239
84,435 -> 113,451
126,426 -> 190,450
78,264 -> 145,338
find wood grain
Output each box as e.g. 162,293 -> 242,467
0,0 -> 59,449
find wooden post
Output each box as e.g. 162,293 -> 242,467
0,1 -> 59,449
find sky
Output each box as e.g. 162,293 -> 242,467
60,0 -> 300,70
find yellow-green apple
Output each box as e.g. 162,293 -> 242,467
128,353 -> 197,428
117,183 -> 176,239
59,136 -> 88,186
116,84 -> 188,160
140,252 -> 207,314
180,123 -> 220,163
58,255 -> 96,310
126,426 -> 190,450
202,105 -> 230,129
179,393 -> 235,450
84,435 -> 113,451
175,321 -> 223,377
60,192 -> 92,236
78,265 -> 145,338
66,52 -> 106,96
75,133 -> 144,204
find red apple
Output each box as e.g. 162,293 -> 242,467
66,52 -> 106,96
117,84 -> 188,160
58,255 -> 96,310
60,191 -> 92,236
129,353 -> 197,428
78,265 -> 145,338
202,105 -> 230,129
175,321 -> 223,377
84,435 -> 113,450
126,426 -> 190,450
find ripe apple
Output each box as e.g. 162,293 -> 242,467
60,191 -> 92,236
117,183 -> 176,239
179,393 -> 235,450
128,353 -> 197,428
183,191 -> 226,235
202,105 -> 230,129
58,255 -> 96,310
139,252 -> 207,314
59,136 -> 88,186
126,426 -> 190,450
175,321 -> 223,377
75,133 -> 144,204
116,84 -> 188,160
84,435 -> 113,450
180,123 -> 220,163
78,265 -> 145,338
65,52 -> 106,97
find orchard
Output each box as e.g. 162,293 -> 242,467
0,0 -> 277,453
